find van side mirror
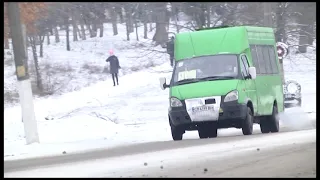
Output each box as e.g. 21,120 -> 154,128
159,77 -> 169,90
248,67 -> 257,80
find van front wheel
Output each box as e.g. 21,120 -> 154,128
242,107 -> 253,135
171,126 -> 184,141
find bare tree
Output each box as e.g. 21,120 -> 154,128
28,36 -> 43,91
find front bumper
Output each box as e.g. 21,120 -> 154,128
168,98 -> 247,129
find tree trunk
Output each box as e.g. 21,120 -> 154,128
91,20 -> 98,37
72,15 -> 78,41
143,21 -> 148,39
152,3 -> 168,45
80,20 -> 86,40
275,2 -> 285,42
174,14 -> 180,33
200,5 -> 206,28
118,7 -> 124,24
87,24 -> 94,38
126,18 -> 130,41
149,22 -> 153,32
39,35 -> 45,57
111,8 -> 118,35
99,22 -> 104,37
29,36 -> 43,92
77,26 -> 82,39
128,9 -> 134,33
206,6 -> 211,27
49,27 -> 53,35
135,21 -> 139,41
298,25 -> 308,53
65,19 -> 71,51
306,24 -> 314,45
4,38 -> 9,49
54,26 -> 60,43
46,32 -> 50,45
124,5 -> 132,41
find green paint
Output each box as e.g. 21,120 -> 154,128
168,26 -> 284,116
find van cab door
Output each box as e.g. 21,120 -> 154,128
239,54 -> 259,115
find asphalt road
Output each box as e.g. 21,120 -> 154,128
4,122 -> 316,178
129,141 -> 317,178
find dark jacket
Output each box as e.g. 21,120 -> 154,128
166,40 -> 174,55
106,55 -> 120,74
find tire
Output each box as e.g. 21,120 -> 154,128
260,117 -> 270,134
171,126 -> 184,141
198,125 -> 218,139
242,107 -> 253,135
269,106 -> 280,133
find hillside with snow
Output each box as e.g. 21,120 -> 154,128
4,23 -> 181,107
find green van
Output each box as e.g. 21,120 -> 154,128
159,26 -> 284,141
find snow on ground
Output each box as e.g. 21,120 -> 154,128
4,23 -> 316,160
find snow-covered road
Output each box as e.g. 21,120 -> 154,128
4,128 -> 316,177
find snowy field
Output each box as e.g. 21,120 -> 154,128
4,23 -> 316,160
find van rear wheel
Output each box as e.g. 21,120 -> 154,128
242,107 -> 253,135
259,105 -> 280,133
269,106 -> 280,133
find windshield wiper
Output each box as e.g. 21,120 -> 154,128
175,78 -> 200,85
198,76 -> 235,81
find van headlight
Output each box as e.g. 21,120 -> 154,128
170,97 -> 183,107
224,90 -> 238,102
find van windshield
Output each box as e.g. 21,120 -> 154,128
172,54 -> 239,86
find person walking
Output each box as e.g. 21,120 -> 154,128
106,49 -> 121,86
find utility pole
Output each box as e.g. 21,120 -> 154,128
263,2 -> 285,83
7,2 -> 39,144
21,24 -> 29,75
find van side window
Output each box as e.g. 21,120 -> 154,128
262,46 -> 273,74
240,55 -> 249,77
268,46 -> 279,74
250,45 -> 260,74
256,45 -> 267,74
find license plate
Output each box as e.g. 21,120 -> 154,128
192,106 -> 214,113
